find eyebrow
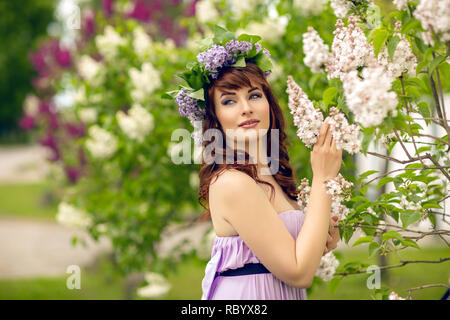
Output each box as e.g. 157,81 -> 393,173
220,87 -> 260,98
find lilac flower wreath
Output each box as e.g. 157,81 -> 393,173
163,25 -> 273,141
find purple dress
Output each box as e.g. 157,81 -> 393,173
201,209 -> 308,300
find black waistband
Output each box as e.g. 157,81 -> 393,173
215,263 -> 270,277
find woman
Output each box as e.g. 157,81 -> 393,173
169,35 -> 342,300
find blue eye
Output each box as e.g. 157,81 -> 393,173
222,93 -> 262,106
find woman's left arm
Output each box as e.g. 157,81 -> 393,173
323,215 -> 340,255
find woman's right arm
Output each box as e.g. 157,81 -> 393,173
208,119 -> 342,288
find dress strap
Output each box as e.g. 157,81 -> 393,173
215,263 -> 270,277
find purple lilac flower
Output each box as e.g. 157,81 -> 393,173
225,40 -> 253,59
175,88 -> 205,121
196,44 -> 233,72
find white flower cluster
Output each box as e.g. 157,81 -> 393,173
399,194 -> 422,211
330,0 -> 359,18
293,0 -> 327,16
286,75 -> 324,148
95,25 -> 127,62
116,104 -> 154,143
302,26 -> 332,74
137,272 -> 171,299
393,0 -> 410,10
324,173 -> 354,220
325,16 -> 375,81
129,62 -> 162,103
239,18 -> 286,43
286,76 -> 362,153
297,174 -> 353,221
377,21 -> 417,80
85,125 -> 118,159
77,107 -> 98,124
327,107 -> 361,154
342,56 -> 398,127
133,26 -> 153,59
296,178 -> 311,212
378,131 -> 397,149
413,0 -> 450,45
389,291 -> 407,300
77,55 -> 104,86
196,0 -> 219,24
228,0 -> 266,19
56,202 -> 93,230
314,251 -> 340,281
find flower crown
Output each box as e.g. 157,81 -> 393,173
163,25 -> 273,126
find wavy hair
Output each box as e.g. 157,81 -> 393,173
197,62 -> 298,222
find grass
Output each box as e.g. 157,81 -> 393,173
0,183 -> 58,221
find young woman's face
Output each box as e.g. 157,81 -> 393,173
213,83 -> 271,146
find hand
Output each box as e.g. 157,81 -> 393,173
323,215 -> 340,255
311,118 -> 343,181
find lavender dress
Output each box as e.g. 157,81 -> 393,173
201,209 -> 308,300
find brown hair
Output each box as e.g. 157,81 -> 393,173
197,62 -> 298,222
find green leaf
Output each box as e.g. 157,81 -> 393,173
387,36 -> 400,61
353,235 -> 373,247
323,87 -> 339,107
161,90 -> 179,100
400,210 -> 421,229
417,101 -> 431,120
421,202 -> 442,209
329,277 -> 342,294
382,230 -> 403,241
372,28 -> 388,58
213,25 -> 235,45
400,238 -> 420,249
368,242 -> 380,257
186,88 -> 204,100
253,52 -> 272,72
402,20 -> 421,34
231,56 -> 246,67
406,77 -> 428,92
416,59 -> 428,76
360,170 -> 379,179
405,163 -> 424,169
428,55 -> 445,77
377,177 -> 394,189
237,33 -> 261,44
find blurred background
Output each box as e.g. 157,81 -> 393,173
0,0 -> 448,300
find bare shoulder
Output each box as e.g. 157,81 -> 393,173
210,169 -> 256,192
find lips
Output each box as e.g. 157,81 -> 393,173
239,119 -> 260,127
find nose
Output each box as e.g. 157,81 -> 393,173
241,99 -> 253,115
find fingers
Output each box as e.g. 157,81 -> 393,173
325,123 -> 333,147
317,120 -> 330,147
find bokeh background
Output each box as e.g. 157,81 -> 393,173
0,0 -> 448,300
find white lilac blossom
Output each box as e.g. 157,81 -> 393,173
129,62 -> 162,103
324,173 -> 354,220
413,0 -> 450,45
315,252 -> 340,281
196,0 -> 219,24
342,56 -> 399,127
85,125 -> 118,159
133,26 -> 153,58
286,76 -> 324,148
393,0 -> 409,10
77,107 -> 98,124
116,104 -> 154,143
95,26 -> 127,61
137,272 -> 171,299
302,26 -> 332,74
227,0 -> 265,18
77,55 -> 103,85
293,0 -> 327,16
23,94 -> 40,117
240,18 -> 286,43
330,0 -> 355,18
325,16 -> 376,82
56,202 -> 93,230
389,291 -> 407,300
377,21 -> 418,80
327,107 -> 362,154
296,178 -> 311,212
297,174 -> 353,221
378,131 -> 397,149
